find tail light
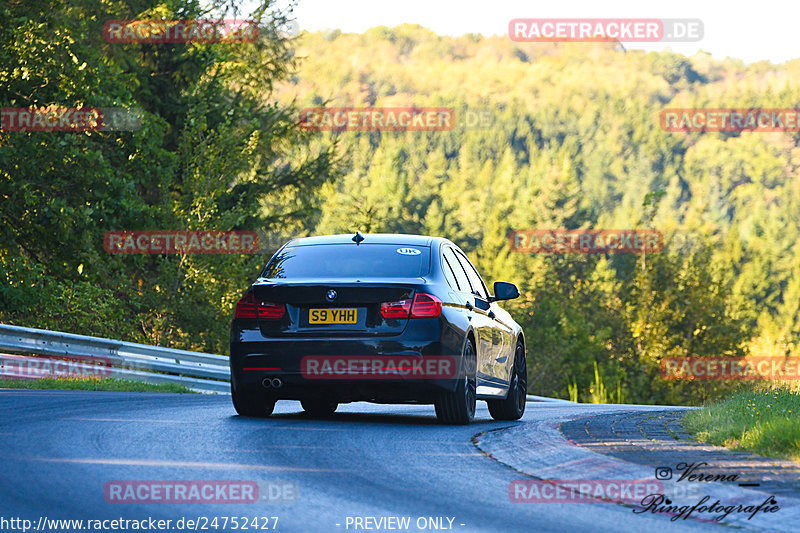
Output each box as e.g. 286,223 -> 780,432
380,299 -> 412,319
410,293 -> 442,317
234,293 -> 286,320
380,293 -> 442,319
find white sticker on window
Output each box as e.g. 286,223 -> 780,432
396,247 -> 421,256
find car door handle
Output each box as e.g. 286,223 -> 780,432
465,302 -> 473,311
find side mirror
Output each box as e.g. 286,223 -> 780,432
491,281 -> 519,302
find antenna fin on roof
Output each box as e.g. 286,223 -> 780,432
352,231 -> 365,245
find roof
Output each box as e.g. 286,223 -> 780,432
285,233 -> 442,247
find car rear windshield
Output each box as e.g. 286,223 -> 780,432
261,243 -> 431,279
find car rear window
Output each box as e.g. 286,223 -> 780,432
261,244 -> 430,279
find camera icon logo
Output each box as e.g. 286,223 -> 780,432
655,466 -> 673,480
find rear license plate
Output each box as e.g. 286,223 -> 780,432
309,308 -> 358,324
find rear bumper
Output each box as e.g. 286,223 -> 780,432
230,319 -> 464,403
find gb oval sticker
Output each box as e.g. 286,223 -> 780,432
396,247 -> 421,256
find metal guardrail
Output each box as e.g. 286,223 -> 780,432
0,323 -> 230,393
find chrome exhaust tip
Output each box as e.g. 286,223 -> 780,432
262,378 -> 272,388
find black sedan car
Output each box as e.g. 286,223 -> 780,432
229,233 -> 526,424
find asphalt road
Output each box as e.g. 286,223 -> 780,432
0,390 -> 793,532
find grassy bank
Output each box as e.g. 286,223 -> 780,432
683,385 -> 800,462
0,377 -> 195,393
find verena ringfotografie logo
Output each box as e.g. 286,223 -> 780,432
510,479 -> 663,503
634,494 -> 779,522
103,19 -> 258,43
509,229 -> 664,253
299,107 -> 454,132
104,480 -> 297,504
509,19 -> 703,43
1,107 -> 143,132
661,357 -> 800,380
104,231 -> 259,254
300,356 -> 458,380
661,108 -> 800,132
642,463 -> 781,521
0,354 -> 112,379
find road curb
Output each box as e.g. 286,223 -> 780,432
474,405 -> 799,531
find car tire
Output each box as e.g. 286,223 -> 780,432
488,340 -> 527,421
231,382 -> 276,417
435,338 -> 477,425
301,398 -> 338,417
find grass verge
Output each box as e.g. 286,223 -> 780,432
682,385 -> 800,462
0,377 -> 195,393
